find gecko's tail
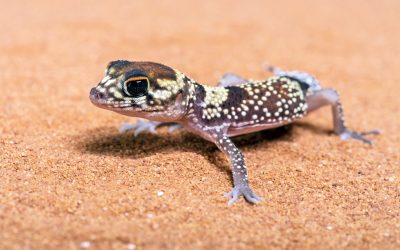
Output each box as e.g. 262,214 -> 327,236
264,65 -> 322,94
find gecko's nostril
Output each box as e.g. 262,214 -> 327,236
90,88 -> 104,100
97,92 -> 104,99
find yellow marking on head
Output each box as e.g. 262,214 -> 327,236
101,75 -> 111,83
151,89 -> 173,101
157,71 -> 185,93
113,91 -> 123,99
104,79 -> 117,87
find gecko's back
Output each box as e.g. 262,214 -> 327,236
193,76 -> 309,136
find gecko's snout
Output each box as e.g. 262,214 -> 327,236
90,87 -> 104,99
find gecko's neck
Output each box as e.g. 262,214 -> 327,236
181,78 -> 232,123
178,76 -> 201,119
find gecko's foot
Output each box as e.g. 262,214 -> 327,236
339,129 -> 380,145
119,119 -> 161,136
224,185 -> 264,206
218,73 -> 247,87
119,120 -> 182,136
264,64 -> 321,91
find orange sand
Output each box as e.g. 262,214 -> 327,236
1,0 -> 399,249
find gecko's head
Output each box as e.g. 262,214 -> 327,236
90,60 -> 193,121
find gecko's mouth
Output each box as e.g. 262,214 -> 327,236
89,87 -> 165,113
89,87 -> 137,109
92,99 -> 134,108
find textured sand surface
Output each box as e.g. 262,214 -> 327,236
1,0 -> 399,249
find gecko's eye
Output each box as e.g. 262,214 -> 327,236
123,77 -> 149,98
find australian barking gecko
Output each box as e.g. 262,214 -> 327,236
89,60 -> 379,205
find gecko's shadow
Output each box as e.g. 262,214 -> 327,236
75,121 -> 328,178
75,123 -> 319,176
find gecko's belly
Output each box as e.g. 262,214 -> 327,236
227,120 -> 293,137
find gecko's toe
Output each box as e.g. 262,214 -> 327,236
227,195 -> 240,206
134,125 -> 156,137
119,119 -> 161,136
119,120 -> 182,136
119,123 -> 137,133
225,185 -> 264,206
225,188 -> 241,206
243,190 -> 264,204
360,129 -> 380,136
168,124 -> 183,133
223,190 -> 233,198
340,129 -> 380,145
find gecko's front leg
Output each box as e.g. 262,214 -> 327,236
206,129 -> 263,205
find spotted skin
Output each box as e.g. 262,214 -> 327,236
193,78 -> 307,131
90,60 -> 379,205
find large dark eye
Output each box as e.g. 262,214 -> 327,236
123,77 -> 149,97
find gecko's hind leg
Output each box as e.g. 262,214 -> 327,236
306,88 -> 380,144
119,119 -> 182,136
218,73 -> 247,87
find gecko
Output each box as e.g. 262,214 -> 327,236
89,60 -> 379,205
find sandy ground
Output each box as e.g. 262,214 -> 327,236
1,0 -> 400,249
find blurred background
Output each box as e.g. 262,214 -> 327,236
1,0 -> 399,249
